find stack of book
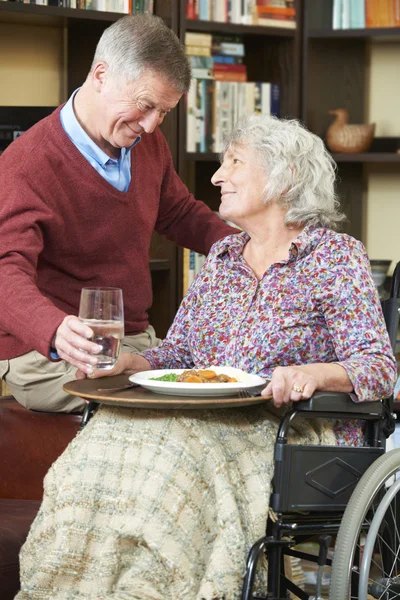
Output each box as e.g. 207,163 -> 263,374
6,0 -> 154,13
256,0 -> 296,29
333,0 -> 400,29
186,0 -> 296,29
185,32 -> 280,153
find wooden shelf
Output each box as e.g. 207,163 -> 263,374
149,259 -> 171,272
332,153 -> 400,164
185,18 -> 296,37
0,3 -> 171,27
308,27 -> 400,39
185,152 -> 219,162
0,2 -> 124,25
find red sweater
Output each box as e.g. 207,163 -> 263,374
0,107 -> 233,360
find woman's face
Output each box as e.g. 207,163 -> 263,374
211,143 -> 268,227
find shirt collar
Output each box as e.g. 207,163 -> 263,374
217,224 -> 324,264
60,88 -> 140,168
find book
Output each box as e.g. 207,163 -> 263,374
198,0 -> 211,21
349,0 -> 365,28
186,45 -> 212,57
195,78 -> 207,152
192,67 -> 213,79
143,0 -> 153,13
213,63 -> 247,72
212,42 -> 245,57
185,32 -> 212,47
341,0 -> 350,29
257,17 -> 296,28
212,55 -> 244,65
332,0 -> 343,28
214,71 -> 247,82
204,78 -> 215,152
214,63 -> 247,82
190,55 -> 213,69
186,0 -> 196,19
186,80 -> 197,153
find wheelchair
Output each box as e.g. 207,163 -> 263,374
242,261 -> 400,600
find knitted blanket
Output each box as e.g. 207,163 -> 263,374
17,404 -> 336,600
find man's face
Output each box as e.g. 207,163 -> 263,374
92,65 -> 182,155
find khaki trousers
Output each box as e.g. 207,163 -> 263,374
0,325 -> 161,414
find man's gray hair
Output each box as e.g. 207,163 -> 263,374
222,114 -> 346,230
90,14 -> 191,93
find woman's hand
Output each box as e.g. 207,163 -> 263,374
262,366 -> 318,408
262,363 -> 353,408
76,352 -> 151,380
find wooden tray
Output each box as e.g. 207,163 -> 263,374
63,375 -> 271,410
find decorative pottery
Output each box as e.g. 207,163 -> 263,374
326,108 -> 375,153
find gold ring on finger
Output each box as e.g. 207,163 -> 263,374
292,384 -> 304,393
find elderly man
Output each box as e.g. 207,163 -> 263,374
0,14 -> 234,413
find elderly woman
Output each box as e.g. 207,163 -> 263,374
17,115 -> 396,600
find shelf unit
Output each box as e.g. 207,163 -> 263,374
176,0 -> 302,297
0,0 -> 179,338
302,0 -> 400,242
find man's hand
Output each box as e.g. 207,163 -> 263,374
76,353 -> 151,380
54,315 -> 101,375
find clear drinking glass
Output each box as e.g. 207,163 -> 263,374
78,287 -> 124,370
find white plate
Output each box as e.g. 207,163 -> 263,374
129,367 -> 267,397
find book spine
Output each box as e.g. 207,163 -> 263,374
205,78 -> 215,152
214,71 -> 247,82
185,45 -> 212,57
182,248 -> 189,296
332,0 -> 343,29
185,32 -> 212,47
213,63 -> 247,72
186,81 -> 197,153
186,0 -> 196,19
270,83 -> 280,117
192,67 -> 213,79
134,0 -> 143,13
261,82 -> 271,116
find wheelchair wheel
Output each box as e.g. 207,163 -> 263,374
329,448 -> 400,600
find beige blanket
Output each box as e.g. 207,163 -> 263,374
17,404 -> 335,600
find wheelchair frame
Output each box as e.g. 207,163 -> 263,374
242,262 -> 400,600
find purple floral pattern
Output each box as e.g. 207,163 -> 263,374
143,225 -> 396,446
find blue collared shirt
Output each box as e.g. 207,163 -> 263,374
60,88 -> 140,192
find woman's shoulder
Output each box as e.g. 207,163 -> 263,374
315,228 -> 368,266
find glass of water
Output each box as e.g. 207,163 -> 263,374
79,287 -> 124,370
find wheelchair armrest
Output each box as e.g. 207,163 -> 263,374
295,391 -> 383,416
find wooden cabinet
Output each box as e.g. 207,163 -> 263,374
0,1 -> 179,337
301,0 -> 400,245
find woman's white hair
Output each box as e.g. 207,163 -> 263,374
221,114 -> 346,230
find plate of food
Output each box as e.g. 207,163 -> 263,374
129,367 -> 267,397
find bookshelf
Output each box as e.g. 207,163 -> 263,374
0,0 -> 179,338
302,0 -> 400,249
177,0 -> 302,297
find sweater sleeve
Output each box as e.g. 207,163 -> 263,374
153,131 -> 235,254
0,162 -> 67,359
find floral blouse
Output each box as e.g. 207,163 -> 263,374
143,225 -> 396,446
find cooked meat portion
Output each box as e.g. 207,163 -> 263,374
177,369 -> 237,383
